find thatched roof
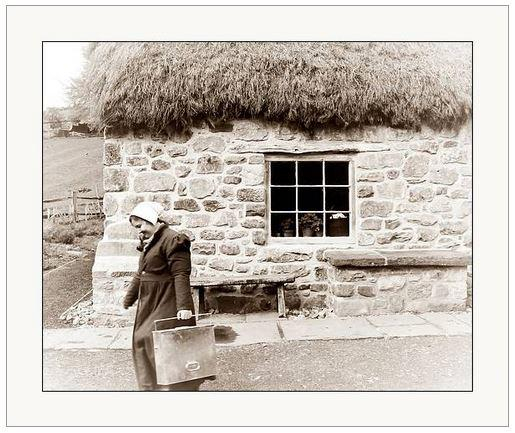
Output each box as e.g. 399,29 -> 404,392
72,42 -> 471,132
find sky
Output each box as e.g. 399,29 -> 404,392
43,42 -> 89,109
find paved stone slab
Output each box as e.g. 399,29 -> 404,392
245,312 -> 282,323
215,321 -> 282,347
44,328 -> 120,350
279,317 -> 382,341
338,317 -> 385,339
418,312 -> 471,335
366,314 -> 427,327
108,327 -> 132,349
198,313 -> 246,324
375,323 -> 445,337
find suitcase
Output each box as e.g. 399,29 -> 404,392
152,314 -> 217,385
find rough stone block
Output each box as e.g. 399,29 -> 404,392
227,229 -> 248,239
332,297 -> 371,316
191,242 -> 216,255
104,142 -> 122,165
151,159 -> 171,171
200,229 -> 225,240
357,171 -> 384,182
124,142 -> 142,155
191,135 -> 225,153
104,168 -> 129,192
408,186 -> 435,202
144,143 -> 165,158
357,185 -> 374,198
376,180 -> 406,199
331,283 -> 355,297
208,257 -> 234,271
237,188 -> 265,202
440,220 -> 468,235
185,214 -> 210,228
102,194 -> 118,217
175,165 -> 192,178
246,203 -> 266,217
219,243 -> 241,255
428,167 -> 459,185
166,144 -> 188,157
358,232 -> 375,246
133,172 -> 176,192
403,153 -> 430,178
189,178 -> 216,198
252,230 -> 266,245
203,199 -> 226,212
126,156 -> 148,167
241,217 -> 265,229
174,198 -> 200,212
197,155 -> 223,173
357,152 -> 403,169
359,200 -> 393,218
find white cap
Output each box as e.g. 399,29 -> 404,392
129,201 -> 164,225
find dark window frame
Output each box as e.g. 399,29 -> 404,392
265,155 -> 356,244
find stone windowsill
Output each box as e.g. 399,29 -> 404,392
323,249 -> 471,267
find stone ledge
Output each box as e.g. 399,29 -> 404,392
323,249 -> 471,268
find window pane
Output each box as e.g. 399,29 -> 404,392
271,213 -> 297,237
271,187 -> 295,211
325,187 -> 349,211
326,213 -> 350,237
325,161 -> 349,185
298,212 -> 324,237
298,161 -> 322,185
298,187 -> 323,211
270,161 -> 295,185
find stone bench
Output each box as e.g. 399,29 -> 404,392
323,249 -> 471,268
190,274 -> 297,320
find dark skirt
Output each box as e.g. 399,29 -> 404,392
132,276 -> 203,391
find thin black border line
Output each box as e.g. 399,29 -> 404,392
6,3 -> 514,6
0,5 -> 498,428
41,39 -> 474,395
4,4 -> 7,429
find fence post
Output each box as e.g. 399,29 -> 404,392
72,190 -> 78,223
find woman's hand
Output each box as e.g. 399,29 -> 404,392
177,309 -> 193,320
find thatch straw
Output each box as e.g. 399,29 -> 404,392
71,42 -> 471,132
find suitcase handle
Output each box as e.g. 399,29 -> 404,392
185,361 -> 201,372
153,313 -> 212,331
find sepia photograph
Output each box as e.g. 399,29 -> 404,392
42,41 -> 473,392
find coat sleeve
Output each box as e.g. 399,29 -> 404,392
163,232 -> 194,312
123,272 -> 141,309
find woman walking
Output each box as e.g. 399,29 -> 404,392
123,201 -> 204,391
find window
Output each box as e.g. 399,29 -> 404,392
267,157 -> 353,239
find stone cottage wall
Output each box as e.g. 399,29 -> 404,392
92,120 -> 472,324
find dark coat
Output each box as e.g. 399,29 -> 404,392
123,224 -> 203,391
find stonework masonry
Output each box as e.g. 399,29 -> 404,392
93,120 -> 472,325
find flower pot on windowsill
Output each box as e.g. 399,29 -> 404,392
283,229 -> 295,237
301,227 -> 314,237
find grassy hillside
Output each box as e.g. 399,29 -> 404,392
43,136 -> 104,200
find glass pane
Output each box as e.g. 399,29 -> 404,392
325,187 -> 349,211
271,213 -> 297,237
298,161 -> 322,185
326,213 -> 350,237
271,187 -> 295,211
270,161 -> 295,185
298,187 -> 323,211
325,161 -> 349,185
298,213 -> 324,237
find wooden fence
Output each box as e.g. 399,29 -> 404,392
43,190 -> 103,221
